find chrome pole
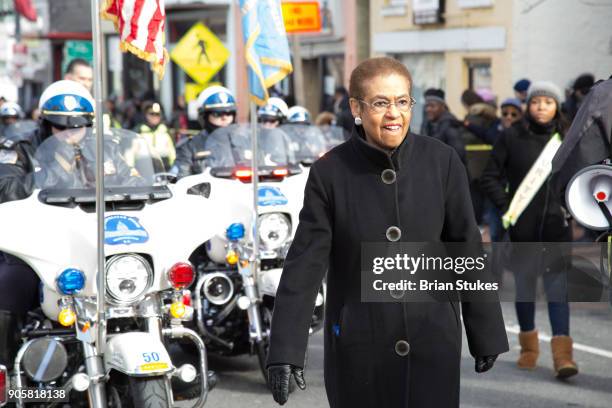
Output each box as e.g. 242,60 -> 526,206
250,102 -> 260,269
90,0 -> 107,353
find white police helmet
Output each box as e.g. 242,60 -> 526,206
287,106 -> 311,125
196,86 -> 237,114
257,97 -> 289,121
38,80 -> 95,128
0,102 -> 23,118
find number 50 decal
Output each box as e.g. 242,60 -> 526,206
142,352 -> 160,363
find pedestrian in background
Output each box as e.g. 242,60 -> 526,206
514,78 -> 531,107
481,81 -> 578,379
267,56 -> 508,408
136,101 -> 176,170
421,88 -> 467,165
562,73 -> 595,122
63,58 -> 93,92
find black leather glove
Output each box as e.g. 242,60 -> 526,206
475,355 -> 498,373
268,364 -> 306,405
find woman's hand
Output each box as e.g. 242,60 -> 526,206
475,355 -> 498,373
268,364 -> 306,405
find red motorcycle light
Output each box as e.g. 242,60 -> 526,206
183,293 -> 192,306
272,168 -> 288,177
234,169 -> 253,181
168,263 -> 195,289
0,366 -> 6,405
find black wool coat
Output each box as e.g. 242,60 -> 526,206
267,127 -> 509,408
480,120 -> 570,243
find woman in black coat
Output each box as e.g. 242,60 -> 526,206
266,57 -> 509,407
480,81 -> 578,379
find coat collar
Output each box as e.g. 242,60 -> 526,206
350,124 -> 411,171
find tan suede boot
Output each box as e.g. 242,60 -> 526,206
517,330 -> 539,369
551,336 -> 578,379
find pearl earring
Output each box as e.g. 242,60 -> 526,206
354,117 -> 362,126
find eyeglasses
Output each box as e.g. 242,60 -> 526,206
210,111 -> 235,118
358,97 -> 416,114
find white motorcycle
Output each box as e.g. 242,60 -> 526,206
176,124 -> 325,385
0,129 -> 227,407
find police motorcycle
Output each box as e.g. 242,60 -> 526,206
0,127 -> 223,407
283,106 -> 346,160
176,123 -> 325,385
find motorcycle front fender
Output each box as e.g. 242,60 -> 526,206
104,332 -> 173,376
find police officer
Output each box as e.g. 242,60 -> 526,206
0,80 -> 95,369
258,97 -> 289,129
286,105 -> 311,125
136,101 -> 176,170
0,102 -> 23,131
172,86 -> 237,178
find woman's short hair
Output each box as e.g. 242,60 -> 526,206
349,57 -> 413,100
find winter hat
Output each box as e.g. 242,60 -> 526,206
500,98 -> 523,111
424,88 -> 445,104
513,78 -> 531,93
526,81 -> 563,106
572,73 -> 595,93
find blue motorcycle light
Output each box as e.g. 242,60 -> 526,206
226,223 -> 245,241
56,268 -> 86,295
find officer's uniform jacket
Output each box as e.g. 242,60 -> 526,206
173,130 -> 209,178
267,126 -> 509,408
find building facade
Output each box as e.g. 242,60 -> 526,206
370,0 -> 612,130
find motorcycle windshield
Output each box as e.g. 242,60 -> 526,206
280,124 -> 328,165
203,123 -> 297,169
33,128 -> 167,202
319,125 -> 348,150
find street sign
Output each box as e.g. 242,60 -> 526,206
170,22 -> 230,85
281,1 -> 322,34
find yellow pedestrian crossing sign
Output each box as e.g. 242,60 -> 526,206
170,22 -> 230,85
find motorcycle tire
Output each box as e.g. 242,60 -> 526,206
128,376 -> 170,408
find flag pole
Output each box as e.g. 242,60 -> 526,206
91,0 -> 107,354
250,102 -> 260,270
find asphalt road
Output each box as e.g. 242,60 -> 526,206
180,301 -> 612,408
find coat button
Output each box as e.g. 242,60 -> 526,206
386,226 -> 401,242
381,169 -> 396,184
395,340 -> 410,356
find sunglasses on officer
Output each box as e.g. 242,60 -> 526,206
209,111 -> 235,118
259,118 -> 279,124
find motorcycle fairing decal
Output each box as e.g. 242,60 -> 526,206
258,186 -> 288,206
140,362 -> 169,372
104,215 -> 149,245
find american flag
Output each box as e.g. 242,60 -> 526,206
101,0 -> 168,78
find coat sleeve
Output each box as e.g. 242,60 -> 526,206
442,150 -> 510,358
0,143 -> 35,204
172,139 -> 195,178
480,131 -> 511,212
444,125 -> 467,165
267,164 -> 332,369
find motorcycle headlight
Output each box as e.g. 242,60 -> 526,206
258,213 -> 291,250
106,254 -> 153,304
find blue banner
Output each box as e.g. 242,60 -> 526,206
239,0 -> 293,105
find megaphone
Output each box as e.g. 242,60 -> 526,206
566,164 -> 612,230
